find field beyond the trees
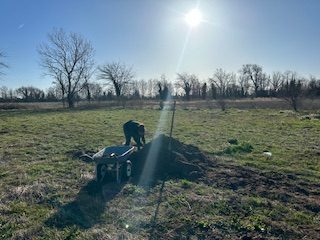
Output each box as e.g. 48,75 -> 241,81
0,107 -> 319,239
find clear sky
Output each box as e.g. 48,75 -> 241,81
1,0 -> 320,89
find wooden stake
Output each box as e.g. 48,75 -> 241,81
169,100 -> 176,152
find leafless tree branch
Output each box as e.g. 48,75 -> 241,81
98,62 -> 134,98
0,51 -> 9,76
38,28 -> 94,107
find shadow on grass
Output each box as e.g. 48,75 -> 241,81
148,179 -> 166,240
45,180 -> 122,229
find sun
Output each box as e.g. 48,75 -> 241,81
185,8 -> 202,27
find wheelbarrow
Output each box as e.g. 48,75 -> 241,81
92,145 -> 136,184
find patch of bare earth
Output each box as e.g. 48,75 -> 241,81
204,161 -> 320,212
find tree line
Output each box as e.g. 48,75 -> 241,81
1,28 -> 320,110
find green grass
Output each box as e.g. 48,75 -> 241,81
0,108 -> 319,239
174,109 -> 320,181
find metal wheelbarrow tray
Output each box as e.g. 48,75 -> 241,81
93,145 -> 136,184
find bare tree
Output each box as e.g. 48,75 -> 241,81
126,79 -> 150,99
241,64 -> 267,97
82,69 -> 95,102
0,86 -> 8,99
270,71 -> 283,96
0,86 -> 15,102
201,82 -> 207,100
261,73 -> 270,96
269,71 -> 283,97
38,28 -> 95,108
98,62 -> 134,98
209,68 -> 232,110
29,87 -> 45,101
16,86 -> 44,102
176,73 -> 197,101
238,74 -> 250,97
155,74 -> 171,109
0,51 -> 8,76
16,86 -> 30,101
279,71 -> 303,111
307,75 -> 320,98
137,79 -> 147,98
55,71 -> 66,107
226,73 -> 241,98
191,77 -> 201,98
210,83 -> 217,99
46,87 -> 59,101
82,82 -> 92,102
209,68 -> 231,97
157,74 -> 172,100
145,78 -> 157,98
8,89 -> 14,100
89,83 -> 103,100
127,80 -> 141,99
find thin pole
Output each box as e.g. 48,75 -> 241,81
168,100 -> 176,152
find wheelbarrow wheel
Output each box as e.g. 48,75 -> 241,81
121,160 -> 132,182
96,163 -> 108,183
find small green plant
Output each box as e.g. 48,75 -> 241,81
224,142 -> 253,155
196,219 -> 212,230
180,179 -> 192,189
122,184 -> 145,195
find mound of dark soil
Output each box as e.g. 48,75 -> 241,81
130,134 -> 212,185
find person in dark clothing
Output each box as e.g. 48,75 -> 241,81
123,120 -> 146,149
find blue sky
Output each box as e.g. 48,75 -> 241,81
1,0 -> 320,89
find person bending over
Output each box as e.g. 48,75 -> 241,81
123,120 -> 145,149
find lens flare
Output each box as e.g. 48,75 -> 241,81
138,95 -> 171,186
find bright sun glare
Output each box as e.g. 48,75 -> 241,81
185,8 -> 202,27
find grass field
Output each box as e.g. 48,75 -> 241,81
0,107 -> 319,239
